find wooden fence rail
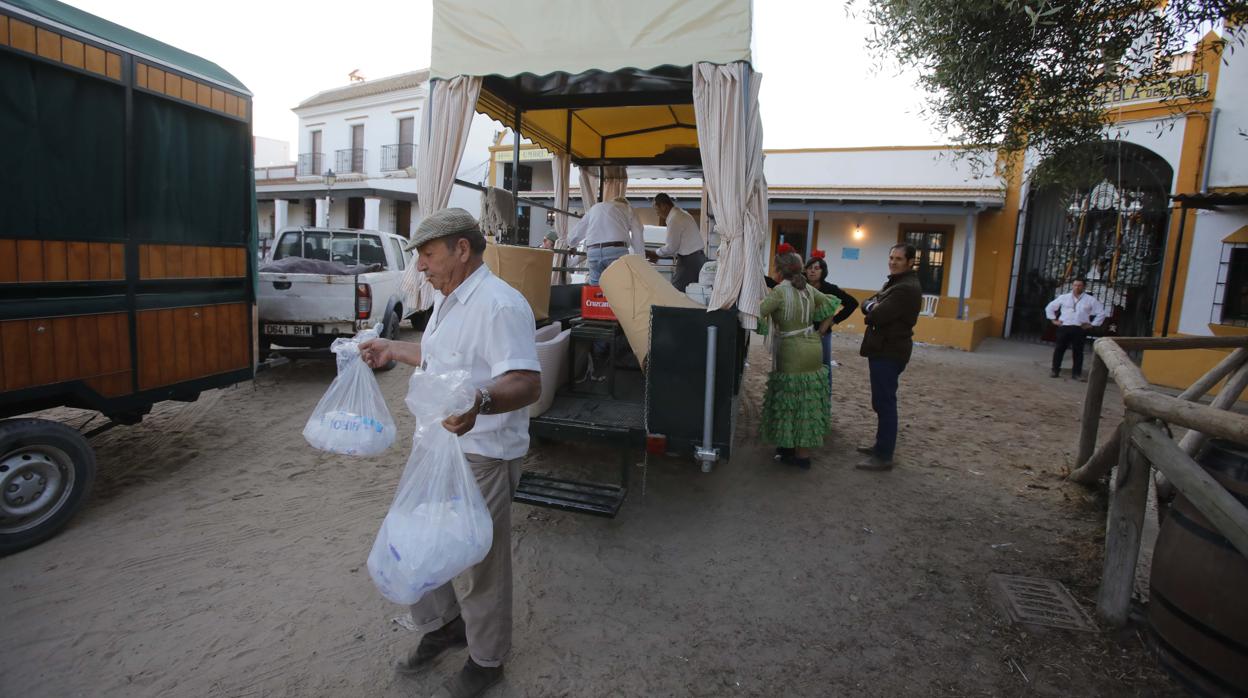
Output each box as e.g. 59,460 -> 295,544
1067,336 -> 1248,626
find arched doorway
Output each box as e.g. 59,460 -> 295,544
1008,141 -> 1173,342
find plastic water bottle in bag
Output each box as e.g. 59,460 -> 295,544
302,324 -> 396,456
367,368 -> 493,605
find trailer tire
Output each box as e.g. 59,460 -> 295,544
0,418 -> 96,556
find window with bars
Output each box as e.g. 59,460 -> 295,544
902,228 -> 949,295
1213,243 -> 1248,327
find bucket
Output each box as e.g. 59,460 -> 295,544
1149,438 -> 1248,696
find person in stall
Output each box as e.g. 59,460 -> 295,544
645,193 -> 708,291
566,196 -> 644,285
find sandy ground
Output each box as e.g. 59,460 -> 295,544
0,329 -> 1184,697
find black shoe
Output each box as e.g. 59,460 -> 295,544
774,447 -> 795,461
1073,373 -> 1084,382
855,446 -> 876,457
786,457 -> 811,470
433,658 -> 504,698
395,616 -> 467,676
1050,369 -> 1060,378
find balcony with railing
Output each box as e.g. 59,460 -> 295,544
297,152 -> 324,177
335,148 -> 366,174
381,143 -> 417,171
256,164 -> 297,181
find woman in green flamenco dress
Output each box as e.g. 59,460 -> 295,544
758,248 -> 841,469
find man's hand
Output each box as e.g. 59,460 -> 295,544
1051,319 -> 1062,327
442,392 -> 481,435
1081,322 -> 1092,330
645,250 -> 660,262
359,338 -> 395,368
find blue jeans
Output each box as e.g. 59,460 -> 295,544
587,245 -> 628,285
820,331 -> 832,393
868,357 -> 905,460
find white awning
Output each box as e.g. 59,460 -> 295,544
430,0 -> 751,80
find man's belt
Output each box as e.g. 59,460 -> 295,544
587,241 -> 627,249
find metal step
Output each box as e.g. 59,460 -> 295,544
513,471 -> 626,518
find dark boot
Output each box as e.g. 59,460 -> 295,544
395,616 -> 467,676
433,658 -> 504,698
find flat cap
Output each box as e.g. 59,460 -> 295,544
405,208 -> 480,251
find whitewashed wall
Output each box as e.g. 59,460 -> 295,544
764,148 -> 1001,188
1209,43 -> 1248,188
1178,209 -> 1248,335
807,212 -> 974,297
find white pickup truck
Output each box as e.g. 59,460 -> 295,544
258,227 -> 426,361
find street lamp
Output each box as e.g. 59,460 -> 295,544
323,169 -> 336,227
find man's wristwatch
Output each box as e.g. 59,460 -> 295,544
477,387 -> 493,415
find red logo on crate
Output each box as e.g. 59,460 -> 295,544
581,286 -> 617,320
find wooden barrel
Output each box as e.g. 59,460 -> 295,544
1149,438 -> 1248,697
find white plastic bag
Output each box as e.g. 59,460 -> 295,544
367,368 -> 493,605
302,325 -> 396,456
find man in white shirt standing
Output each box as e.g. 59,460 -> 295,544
360,208 -> 540,698
646,193 -> 708,291
1044,278 -> 1107,380
566,196 -> 644,284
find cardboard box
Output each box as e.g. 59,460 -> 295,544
483,243 -> 554,321
580,286 -> 617,320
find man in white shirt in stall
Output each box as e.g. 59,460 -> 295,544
1044,277 -> 1107,381
646,193 -> 707,291
566,196 -> 644,285
360,208 -> 540,698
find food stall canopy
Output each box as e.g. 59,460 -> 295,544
430,0 -> 750,82
432,0 -> 751,164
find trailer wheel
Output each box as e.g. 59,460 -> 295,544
0,419 -> 96,556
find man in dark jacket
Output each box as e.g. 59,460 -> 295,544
856,244 -> 923,471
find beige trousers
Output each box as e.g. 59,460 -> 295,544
409,455 -> 522,668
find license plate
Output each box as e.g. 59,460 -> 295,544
265,324 -> 313,337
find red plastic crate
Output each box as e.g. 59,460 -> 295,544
581,285 -> 617,320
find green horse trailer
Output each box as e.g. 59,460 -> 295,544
0,0 -> 257,553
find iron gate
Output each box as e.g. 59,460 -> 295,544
1009,142 -> 1173,344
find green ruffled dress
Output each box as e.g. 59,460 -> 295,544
757,282 -> 841,448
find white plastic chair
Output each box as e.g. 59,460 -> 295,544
920,294 -> 939,317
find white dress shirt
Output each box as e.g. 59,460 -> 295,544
567,201 -> 644,255
655,206 -> 704,257
422,264 -> 540,460
1045,291 -> 1107,327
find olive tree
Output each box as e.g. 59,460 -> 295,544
862,0 -> 1247,185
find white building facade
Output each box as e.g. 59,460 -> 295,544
256,70 -> 496,247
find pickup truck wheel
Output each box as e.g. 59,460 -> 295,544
409,308 -> 431,331
0,419 -> 96,556
377,311 -> 400,372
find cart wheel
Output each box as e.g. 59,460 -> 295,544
0,418 -> 96,556
377,311 -> 400,372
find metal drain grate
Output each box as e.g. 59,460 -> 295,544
989,574 -> 1095,632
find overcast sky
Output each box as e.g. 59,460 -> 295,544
65,0 -> 948,150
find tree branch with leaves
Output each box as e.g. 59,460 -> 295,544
861,0 -> 1247,187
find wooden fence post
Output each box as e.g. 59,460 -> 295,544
1096,412 -> 1150,626
1076,354 -> 1109,469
